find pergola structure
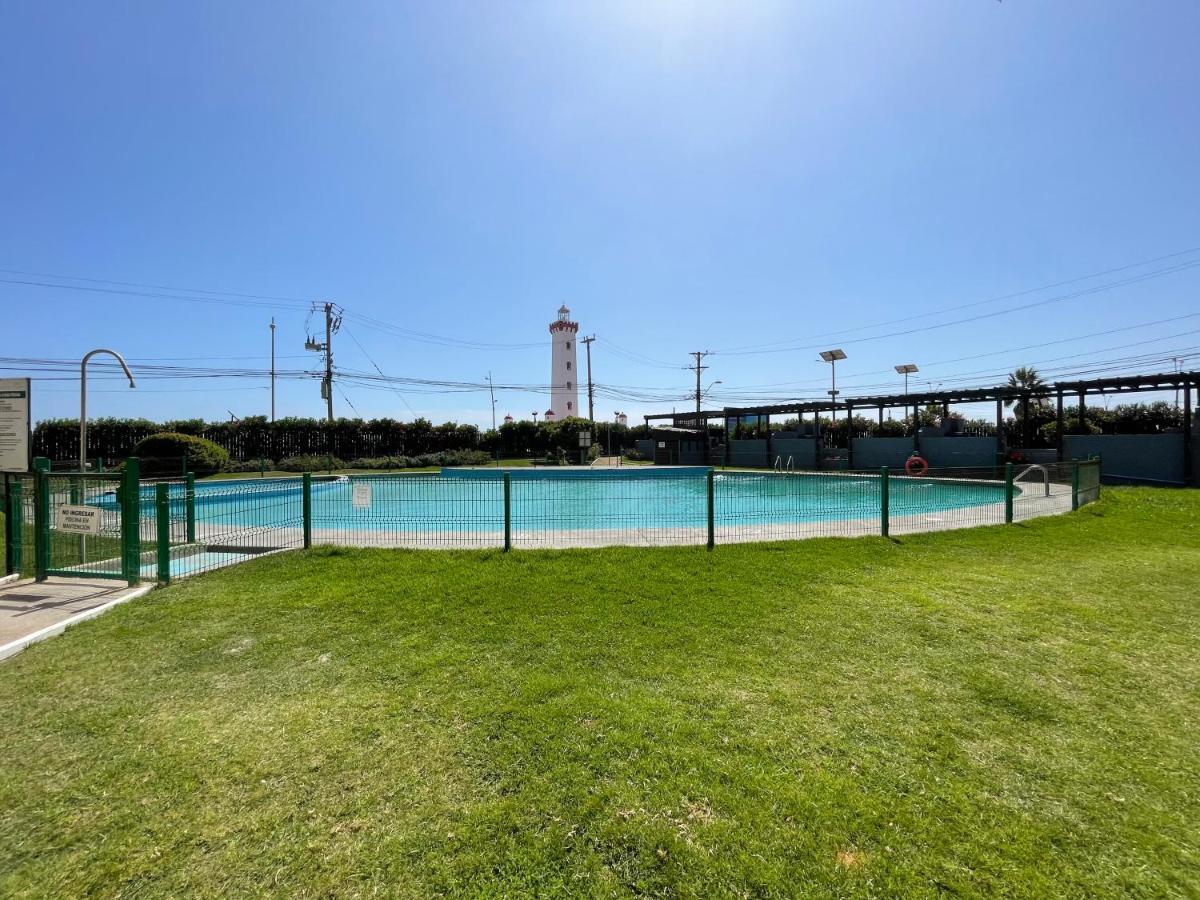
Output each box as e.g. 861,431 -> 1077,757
645,369 -> 1198,477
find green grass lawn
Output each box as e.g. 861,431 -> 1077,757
1,488 -> 1198,896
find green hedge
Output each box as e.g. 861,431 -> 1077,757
131,432 -> 229,477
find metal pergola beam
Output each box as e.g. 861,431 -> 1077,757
670,370 -> 1200,420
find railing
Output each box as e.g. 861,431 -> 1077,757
1014,463 -> 1050,497
4,460 -> 1104,583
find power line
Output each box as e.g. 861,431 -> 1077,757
0,277 -> 306,311
342,310 -> 543,352
714,259 -> 1200,356
713,245 -> 1200,354
0,266 -> 314,304
340,324 -> 421,418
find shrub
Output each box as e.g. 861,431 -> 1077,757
870,420 -> 909,438
347,456 -> 407,470
131,432 -> 229,477
340,451 -> 492,470
440,449 -> 491,467
277,455 -> 345,472
1042,419 -> 1101,443
225,459 -> 276,473
623,447 -> 645,461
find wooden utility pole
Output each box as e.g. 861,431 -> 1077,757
270,317 -> 276,422
324,302 -> 335,423
689,350 -> 710,461
306,302 -> 340,423
689,351 -> 710,425
580,335 -> 596,421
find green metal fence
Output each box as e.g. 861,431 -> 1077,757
2,460 -> 142,583
148,473 -> 304,583
4,460 -> 1105,584
1074,458 -> 1102,508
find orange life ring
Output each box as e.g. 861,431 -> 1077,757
905,456 -> 929,476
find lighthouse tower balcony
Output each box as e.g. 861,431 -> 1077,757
549,305 -> 578,335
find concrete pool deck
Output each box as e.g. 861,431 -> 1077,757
0,576 -> 154,661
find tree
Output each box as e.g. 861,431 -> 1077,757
1004,366 -> 1048,419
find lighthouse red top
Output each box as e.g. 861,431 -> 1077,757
549,304 -> 578,334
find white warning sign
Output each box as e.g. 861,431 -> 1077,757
352,483 -> 372,509
56,505 -> 102,534
0,377 -> 31,473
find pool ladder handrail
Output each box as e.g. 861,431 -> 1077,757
773,455 -> 795,474
1014,463 -> 1050,497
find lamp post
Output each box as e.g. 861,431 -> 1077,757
895,363 -> 918,397
80,349 -> 135,472
819,350 -> 846,399
485,373 -> 497,432
819,350 -> 847,447
270,317 -> 276,422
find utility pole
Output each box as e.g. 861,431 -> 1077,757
688,351 -> 710,460
581,335 -> 596,421
486,372 -> 497,431
689,351 -> 710,424
270,317 -> 276,422
305,301 -> 341,424
324,302 -> 334,423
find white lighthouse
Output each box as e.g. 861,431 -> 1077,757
548,305 -> 579,420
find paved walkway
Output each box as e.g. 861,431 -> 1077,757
0,576 -> 153,661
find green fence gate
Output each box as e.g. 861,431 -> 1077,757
18,457 -> 144,585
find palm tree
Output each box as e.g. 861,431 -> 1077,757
1004,366 -> 1048,419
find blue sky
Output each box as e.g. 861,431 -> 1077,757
2,1 -> 1198,427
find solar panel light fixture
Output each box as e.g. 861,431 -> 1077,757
818,349 -> 847,400
895,363 -> 918,395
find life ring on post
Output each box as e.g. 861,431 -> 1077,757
905,455 -> 929,476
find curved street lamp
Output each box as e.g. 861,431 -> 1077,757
81,349 -> 135,471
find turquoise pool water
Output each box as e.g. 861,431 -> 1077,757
126,468 -> 1009,534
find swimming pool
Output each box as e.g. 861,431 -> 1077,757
134,467 -> 1017,542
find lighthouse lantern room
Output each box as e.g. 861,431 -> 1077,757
548,305 -> 579,420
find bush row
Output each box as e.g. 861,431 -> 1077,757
341,450 -> 493,470
267,450 -> 495,473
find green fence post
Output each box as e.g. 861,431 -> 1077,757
706,468 -> 715,550
5,475 -> 23,575
121,457 -> 141,585
503,472 -> 512,551
185,472 -> 196,543
33,457 -> 50,582
260,456 -> 266,478
1071,462 -> 1080,511
302,473 -> 312,549
155,482 -> 170,584
1004,462 -> 1014,524
3,474 -> 11,575
880,466 -> 890,537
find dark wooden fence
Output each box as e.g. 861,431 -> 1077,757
34,417 -> 482,463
